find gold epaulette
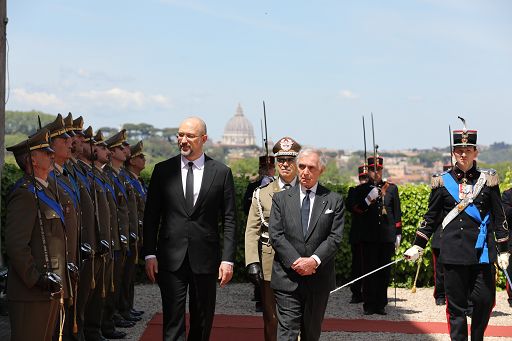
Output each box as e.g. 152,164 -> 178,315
479,168 -> 500,187
430,171 -> 447,189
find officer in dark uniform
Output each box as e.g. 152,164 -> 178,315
405,119 -> 510,341
431,163 -> 452,306
500,186 -> 512,308
121,141 -> 147,317
346,164 -> 370,304
5,129 -> 71,341
243,155 -> 276,312
348,156 -> 402,315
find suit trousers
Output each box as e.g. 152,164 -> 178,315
432,248 -> 445,300
274,284 -> 330,341
157,254 -> 217,341
361,242 -> 394,312
9,299 -> 60,341
350,243 -> 363,299
444,263 -> 495,341
261,280 -> 278,341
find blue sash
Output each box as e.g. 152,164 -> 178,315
110,174 -> 128,201
27,184 -> 66,225
442,173 -> 489,263
50,171 -> 79,210
126,175 -> 146,200
74,166 -> 91,193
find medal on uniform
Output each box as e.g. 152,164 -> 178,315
459,178 -> 473,201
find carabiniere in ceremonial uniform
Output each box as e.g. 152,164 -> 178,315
405,117 -> 510,341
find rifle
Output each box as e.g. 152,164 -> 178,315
361,116 -> 369,178
371,113 -> 378,174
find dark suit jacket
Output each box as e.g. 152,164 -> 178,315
143,154 -> 237,274
269,184 -> 344,293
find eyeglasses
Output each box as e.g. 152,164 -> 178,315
277,157 -> 296,164
176,132 -> 202,140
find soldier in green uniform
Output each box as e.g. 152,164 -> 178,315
5,129 -> 71,341
121,141 -> 147,317
245,137 -> 301,341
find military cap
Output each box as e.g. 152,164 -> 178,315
358,164 -> 369,176
93,130 -> 107,146
63,112 -> 76,137
272,137 -> 301,157
259,155 -> 275,167
72,116 -> 85,135
129,140 -> 145,158
6,128 -> 54,156
105,129 -> 127,149
453,116 -> 477,147
83,126 -> 95,143
41,113 -> 70,139
443,164 -> 452,172
367,156 -> 383,169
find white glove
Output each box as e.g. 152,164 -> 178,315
497,252 -> 510,270
404,245 -> 424,262
365,187 -> 379,205
395,235 -> 401,251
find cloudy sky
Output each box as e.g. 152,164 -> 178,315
7,0 -> 512,150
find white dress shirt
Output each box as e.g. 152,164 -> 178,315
278,177 -> 297,190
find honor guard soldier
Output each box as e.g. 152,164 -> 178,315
40,114 -> 82,340
500,185 -> 512,307
346,164 -> 370,304
348,155 -> 402,315
121,140 -> 147,317
245,137 -> 301,341
5,129 -> 71,341
405,117 -> 510,341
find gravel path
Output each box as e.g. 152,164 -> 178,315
125,283 -> 512,341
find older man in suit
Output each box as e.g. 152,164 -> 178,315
269,148 -> 344,341
143,117 -> 237,341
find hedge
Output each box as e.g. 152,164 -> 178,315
1,164 -> 508,289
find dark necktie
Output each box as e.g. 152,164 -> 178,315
186,161 -> 194,211
301,189 -> 311,237
283,183 -> 291,190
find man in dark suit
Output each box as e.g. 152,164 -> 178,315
269,148 -> 344,341
143,117 -> 237,341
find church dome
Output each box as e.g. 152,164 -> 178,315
222,104 -> 256,146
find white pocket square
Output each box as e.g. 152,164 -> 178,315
324,209 -> 334,214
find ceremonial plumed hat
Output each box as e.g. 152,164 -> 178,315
367,156 -> 384,169
129,140 -> 145,158
72,116 -> 85,135
93,130 -> 107,146
6,128 -> 54,155
452,116 -> 477,147
259,155 -> 275,167
40,113 -> 70,139
83,126 -> 95,143
105,129 -> 127,149
63,112 -> 76,137
272,137 -> 301,157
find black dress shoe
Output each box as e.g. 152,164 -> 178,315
349,295 -> 363,304
375,308 -> 387,315
435,297 -> 446,306
363,309 -> 374,315
115,319 -> 135,328
121,313 -> 141,322
130,308 -> 144,316
103,330 -> 127,339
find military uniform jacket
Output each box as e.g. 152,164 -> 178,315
73,160 -> 98,253
119,168 -> 140,245
346,186 -> 362,244
348,181 -> 402,243
95,167 -> 118,251
245,179 -> 291,281
88,165 -> 112,251
49,166 -> 80,266
105,165 -> 130,251
6,177 -> 71,301
414,165 -> 509,265
499,188 -> 512,249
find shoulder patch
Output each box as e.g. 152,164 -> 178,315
258,178 -> 274,189
479,168 -> 499,187
431,172 -> 446,189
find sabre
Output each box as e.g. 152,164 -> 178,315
502,267 -> 512,288
362,116 -> 367,167
448,125 -> 453,168
330,258 -> 403,295
411,253 -> 423,293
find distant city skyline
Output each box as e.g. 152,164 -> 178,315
7,1 -> 512,150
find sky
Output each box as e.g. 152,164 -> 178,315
6,0 -> 512,150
